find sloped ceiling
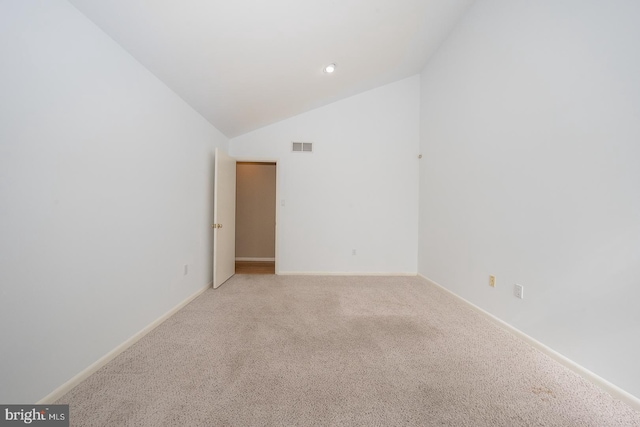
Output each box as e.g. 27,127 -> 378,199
68,0 -> 473,137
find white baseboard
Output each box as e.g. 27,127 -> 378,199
417,274 -> 640,411
235,257 -> 275,262
37,283 -> 211,404
277,271 -> 417,276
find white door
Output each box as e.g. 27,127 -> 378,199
213,148 -> 236,288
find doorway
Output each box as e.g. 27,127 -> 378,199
235,162 -> 277,274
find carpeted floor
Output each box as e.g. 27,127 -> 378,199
57,275 -> 640,426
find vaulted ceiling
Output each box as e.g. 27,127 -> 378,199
68,0 -> 473,137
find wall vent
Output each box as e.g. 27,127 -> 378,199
292,142 -> 313,152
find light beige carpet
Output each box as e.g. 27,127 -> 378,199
57,275 -> 640,426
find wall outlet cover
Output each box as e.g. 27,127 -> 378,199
514,284 -> 524,299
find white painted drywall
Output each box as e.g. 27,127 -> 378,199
0,1 -> 227,403
231,76 -> 420,274
418,0 -> 640,398
67,0 -> 473,137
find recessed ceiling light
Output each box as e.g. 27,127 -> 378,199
324,63 -> 336,74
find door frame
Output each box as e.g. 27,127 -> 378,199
233,157 -> 280,275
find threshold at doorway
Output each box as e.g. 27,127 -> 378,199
235,261 -> 275,275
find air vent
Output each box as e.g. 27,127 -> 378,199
292,142 -> 313,153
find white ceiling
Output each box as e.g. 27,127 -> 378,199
68,0 -> 473,138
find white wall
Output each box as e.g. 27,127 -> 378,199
418,0 -> 640,398
0,1 -> 227,403
231,76 -> 420,274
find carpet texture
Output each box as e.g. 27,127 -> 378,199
57,275 -> 640,426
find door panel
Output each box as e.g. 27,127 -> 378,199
213,148 -> 236,288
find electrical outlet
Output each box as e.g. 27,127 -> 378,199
514,284 -> 524,299
352,249 -> 357,256
184,264 -> 188,276
489,275 -> 496,287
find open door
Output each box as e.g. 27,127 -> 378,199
212,148 -> 236,288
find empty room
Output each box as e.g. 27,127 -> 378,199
1,0 -> 639,426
